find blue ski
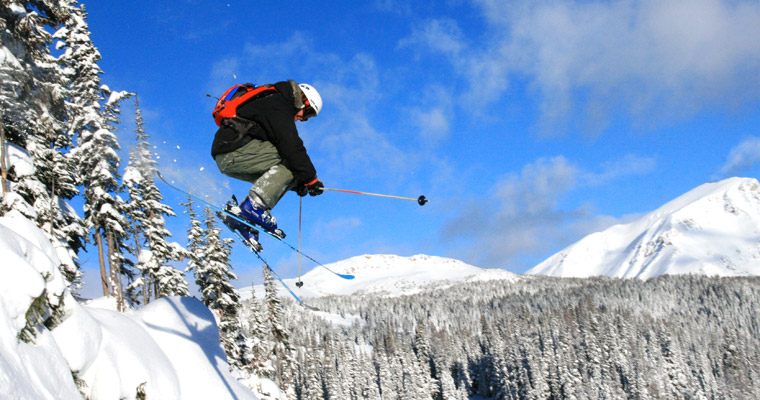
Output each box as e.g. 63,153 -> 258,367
157,171 -> 355,280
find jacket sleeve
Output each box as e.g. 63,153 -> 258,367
261,101 -> 317,185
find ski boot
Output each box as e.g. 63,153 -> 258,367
237,195 -> 286,239
218,204 -> 264,253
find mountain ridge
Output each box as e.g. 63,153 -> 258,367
528,177 -> 760,279
240,254 -> 519,300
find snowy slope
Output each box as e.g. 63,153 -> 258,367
528,177 -> 760,279
0,212 -> 259,400
240,254 -> 519,299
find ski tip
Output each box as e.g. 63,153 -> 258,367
339,274 -> 356,280
303,304 -> 321,312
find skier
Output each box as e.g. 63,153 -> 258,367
211,80 -> 324,249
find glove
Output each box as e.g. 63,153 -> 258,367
297,178 -> 324,197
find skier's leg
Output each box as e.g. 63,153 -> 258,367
214,139 -> 292,235
249,164 -> 295,210
214,139 -> 282,184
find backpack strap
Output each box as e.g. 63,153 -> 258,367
213,84 -> 278,126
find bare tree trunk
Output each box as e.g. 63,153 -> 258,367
1,117 -> 9,196
107,229 -> 124,311
95,228 -> 108,296
148,209 -> 161,299
49,165 -> 55,236
133,219 -> 149,304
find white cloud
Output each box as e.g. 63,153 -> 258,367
582,154 -> 657,186
442,156 -> 584,267
493,156 -> 579,218
208,57 -> 240,92
407,84 -> 454,145
720,136 -> 760,175
441,154 -> 654,269
405,0 -> 760,134
398,18 -> 465,57
322,216 -> 362,233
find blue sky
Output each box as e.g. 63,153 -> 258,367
77,0 -> 760,297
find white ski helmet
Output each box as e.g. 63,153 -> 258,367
299,83 -> 323,118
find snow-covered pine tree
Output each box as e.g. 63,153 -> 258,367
300,338 -> 325,400
122,96 -> 153,303
181,195 -> 203,292
0,1 -> 67,162
358,354 -> 382,399
320,333 -> 347,399
191,205 -> 229,305
41,0 -> 141,304
433,353 -> 459,400
412,318 -> 440,399
68,81 -> 134,300
239,289 -> 272,377
0,0 -> 74,343
48,1 -> 117,291
374,347 -> 396,398
195,206 -> 246,367
123,96 -> 187,302
0,0 -> 61,218
0,1 -> 88,289
262,264 -> 297,393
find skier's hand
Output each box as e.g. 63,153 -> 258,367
305,179 -> 324,197
297,178 -> 324,197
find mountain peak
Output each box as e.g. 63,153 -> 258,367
528,177 -> 760,279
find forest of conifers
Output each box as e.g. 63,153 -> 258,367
265,274 -> 760,399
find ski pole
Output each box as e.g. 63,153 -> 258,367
320,187 -> 428,206
296,197 -> 303,288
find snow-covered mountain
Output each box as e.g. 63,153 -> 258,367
241,254 -> 519,299
528,177 -> 760,279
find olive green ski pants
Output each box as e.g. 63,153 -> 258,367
214,139 -> 295,209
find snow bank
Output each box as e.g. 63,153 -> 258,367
0,214 -> 84,399
134,297 -> 256,399
0,213 -> 257,399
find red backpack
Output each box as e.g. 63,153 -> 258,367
212,83 -> 277,126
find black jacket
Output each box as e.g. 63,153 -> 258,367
211,81 -> 317,185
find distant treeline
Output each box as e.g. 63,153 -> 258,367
269,274 -> 760,399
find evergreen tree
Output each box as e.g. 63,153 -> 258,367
0,0 -> 79,351
51,0 -> 132,301
303,347 -> 325,400
240,290 -> 273,378
123,97 -> 151,303
263,265 -> 296,393
68,81 -> 133,300
412,318 -> 439,399
123,96 -> 186,301
43,0 -> 137,302
181,195 -> 203,292
1,1 -> 88,289
195,206 -> 245,367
